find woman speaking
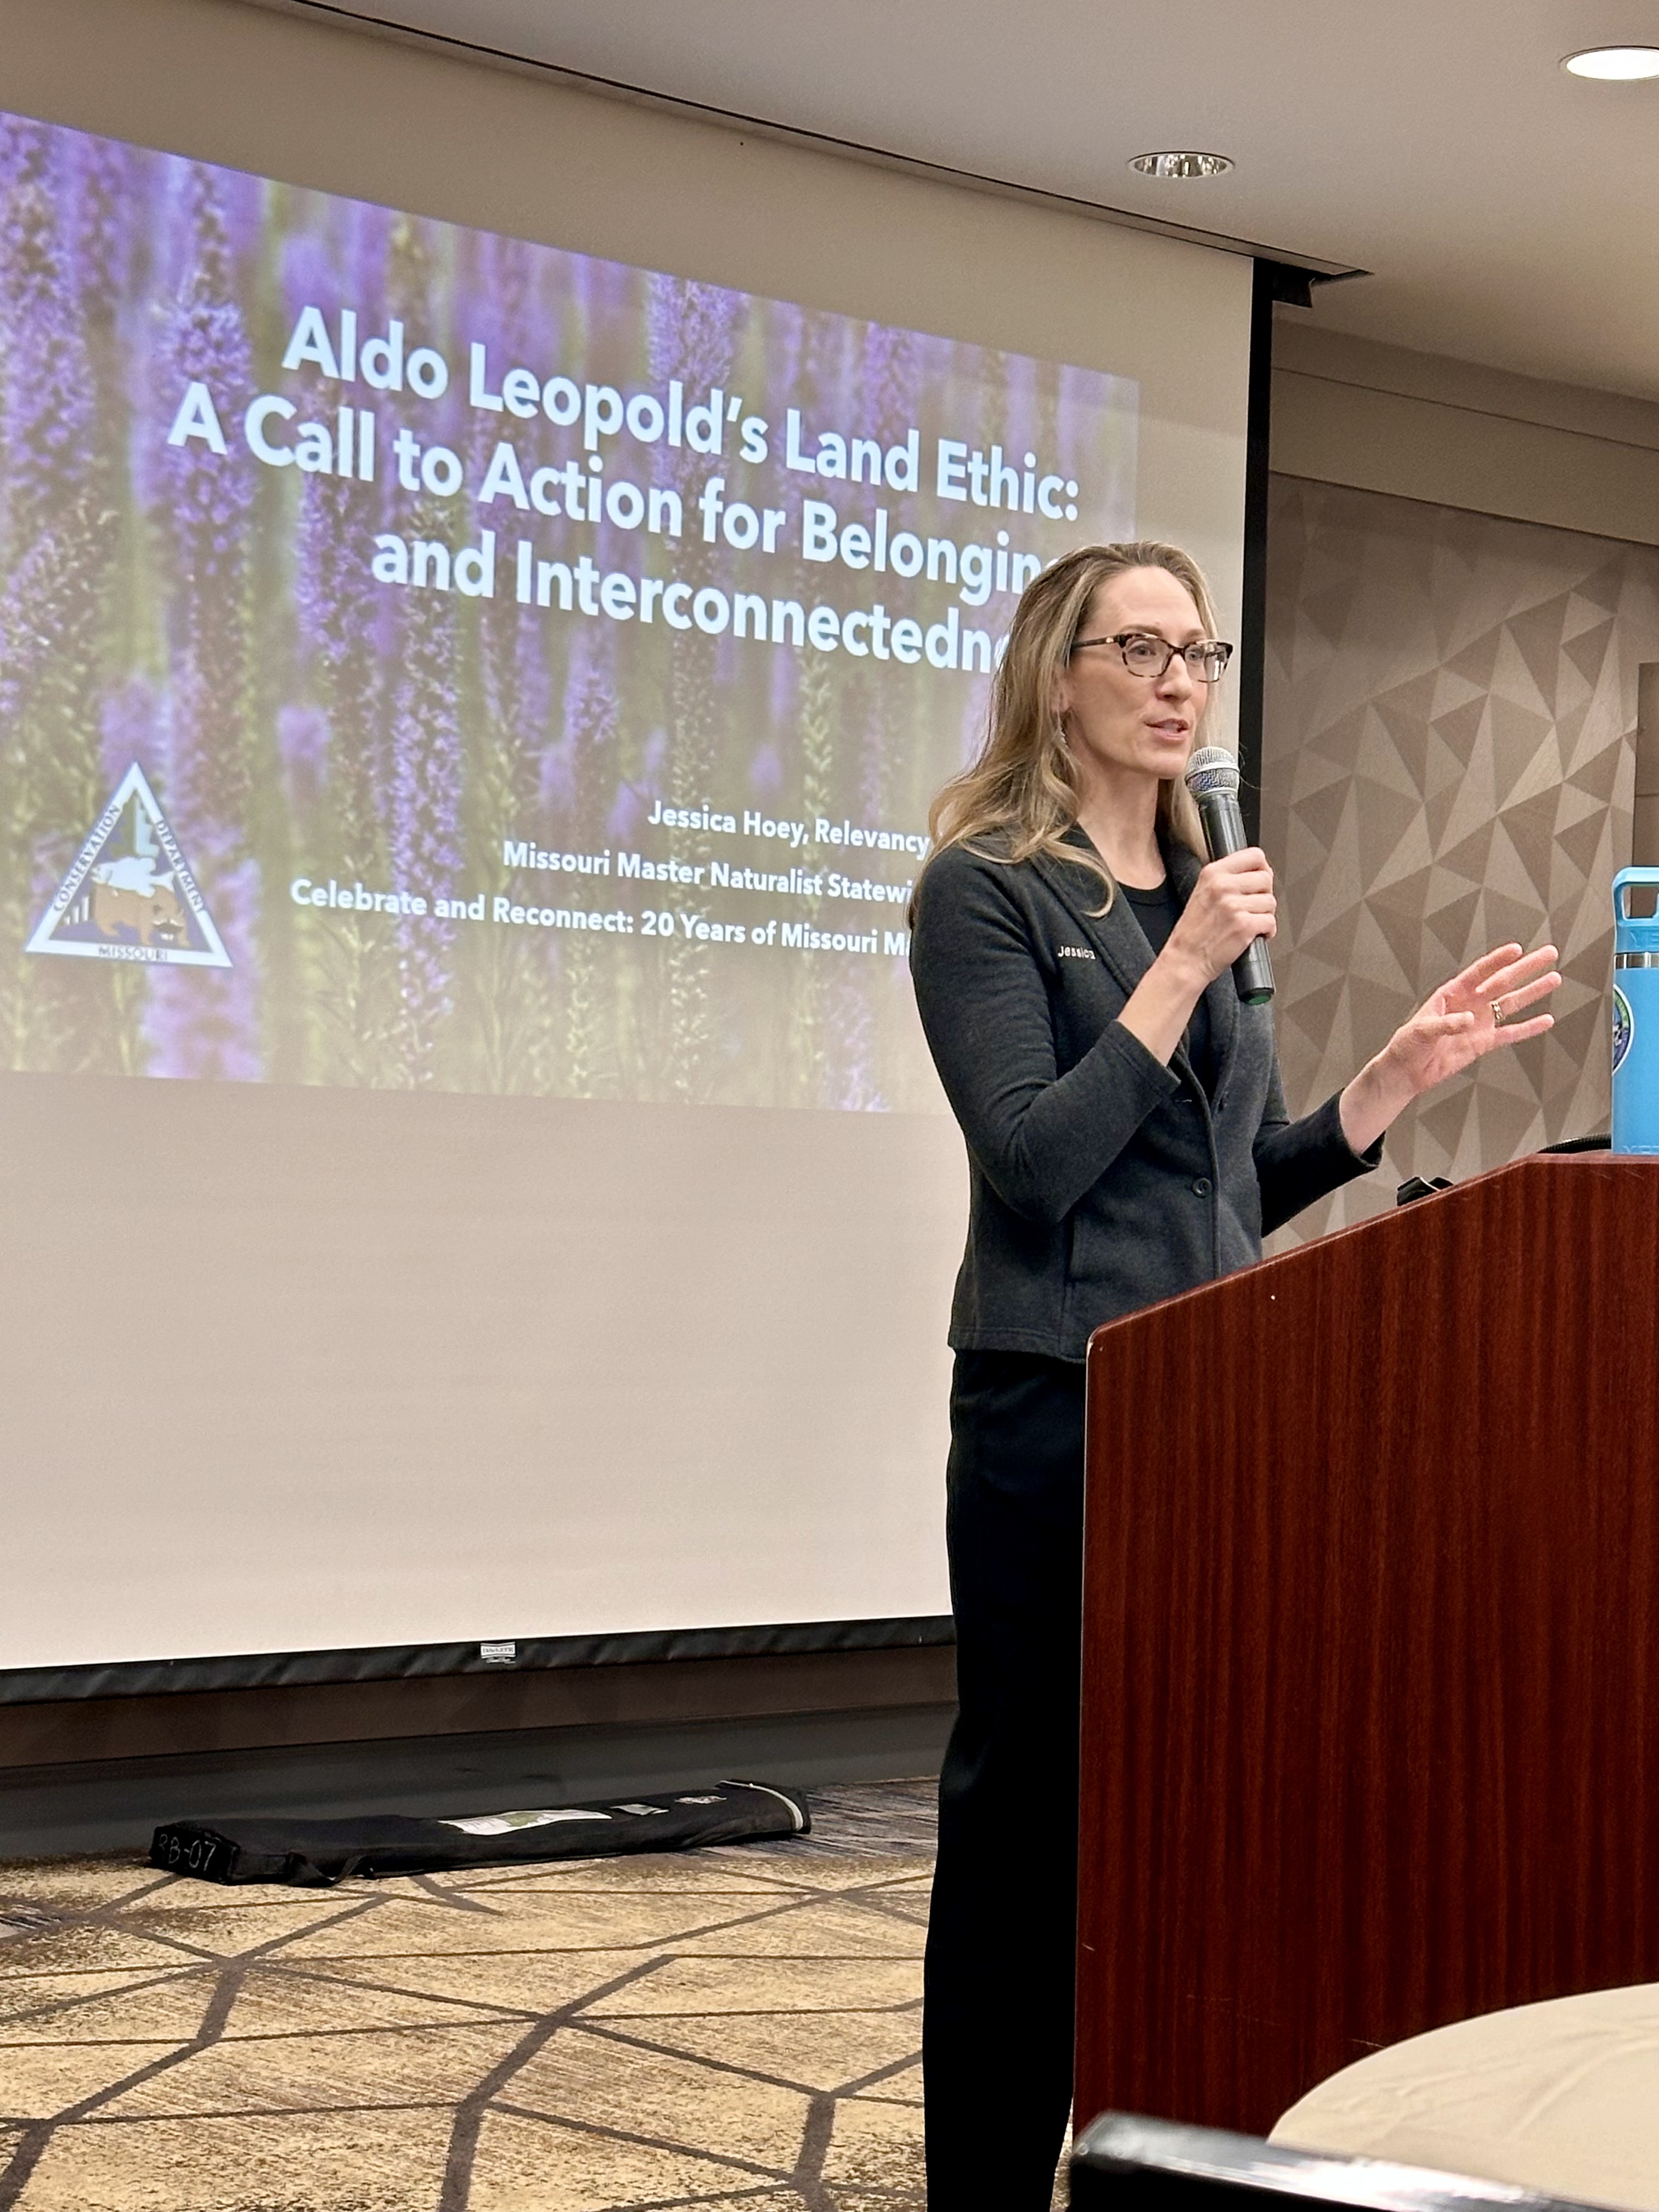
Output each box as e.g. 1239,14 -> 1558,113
909,541 -> 1560,2209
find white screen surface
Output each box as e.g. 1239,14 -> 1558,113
0,0 -> 1252,1673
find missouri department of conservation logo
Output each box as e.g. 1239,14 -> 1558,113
1613,984 -> 1634,1075
26,763 -> 229,967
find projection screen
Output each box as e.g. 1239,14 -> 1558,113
0,0 -> 1253,1684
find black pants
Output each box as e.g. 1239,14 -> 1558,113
924,1348 -> 1087,2210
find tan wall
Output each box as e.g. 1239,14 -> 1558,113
1272,320 -> 1659,548
1263,321 -> 1659,1238
1635,665 -> 1659,865
1262,474 -> 1659,1246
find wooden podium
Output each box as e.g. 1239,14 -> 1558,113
1074,1154 -> 1659,2139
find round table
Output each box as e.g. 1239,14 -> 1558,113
1270,1986 -> 1659,2211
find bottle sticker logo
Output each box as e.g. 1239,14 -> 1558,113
1613,985 -> 1633,1074
25,763 -> 230,967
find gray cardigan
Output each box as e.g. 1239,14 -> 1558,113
909,830 -> 1379,1359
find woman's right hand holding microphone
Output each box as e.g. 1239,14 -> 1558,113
1118,850 -> 1276,1066
1165,849 -> 1277,987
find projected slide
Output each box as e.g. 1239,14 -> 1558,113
0,111 -> 1137,1109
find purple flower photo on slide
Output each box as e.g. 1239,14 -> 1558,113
144,161 -> 261,1082
0,104 -> 1138,1109
389,501 -> 464,1085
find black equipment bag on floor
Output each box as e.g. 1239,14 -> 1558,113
150,1778 -> 809,1886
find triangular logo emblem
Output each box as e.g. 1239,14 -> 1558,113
26,763 -> 231,968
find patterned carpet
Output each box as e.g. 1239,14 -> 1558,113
0,1780 -> 939,2212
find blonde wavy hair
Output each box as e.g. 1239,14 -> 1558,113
914,541 -> 1217,916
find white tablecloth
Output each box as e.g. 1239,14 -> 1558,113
1270,1985 -> 1659,2211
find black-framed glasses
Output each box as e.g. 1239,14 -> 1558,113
1070,630 -> 1234,682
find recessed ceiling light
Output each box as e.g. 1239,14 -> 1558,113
1562,45 -> 1659,78
1128,151 -> 1234,180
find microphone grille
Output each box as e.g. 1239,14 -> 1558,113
1184,745 -> 1240,798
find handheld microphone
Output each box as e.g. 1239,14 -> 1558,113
1183,746 -> 1274,1006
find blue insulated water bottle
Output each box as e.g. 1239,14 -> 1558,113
1612,867 -> 1659,1153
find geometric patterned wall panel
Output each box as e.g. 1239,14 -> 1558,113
1262,475 -> 1659,1246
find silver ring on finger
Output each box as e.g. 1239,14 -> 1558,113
1491,996 -> 1508,1028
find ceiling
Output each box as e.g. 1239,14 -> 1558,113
302,0 -> 1659,406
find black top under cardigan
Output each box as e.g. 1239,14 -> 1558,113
909,830 -> 1380,1360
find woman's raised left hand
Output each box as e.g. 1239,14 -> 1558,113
1387,941 -> 1561,1090
1339,942 -> 1562,1155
